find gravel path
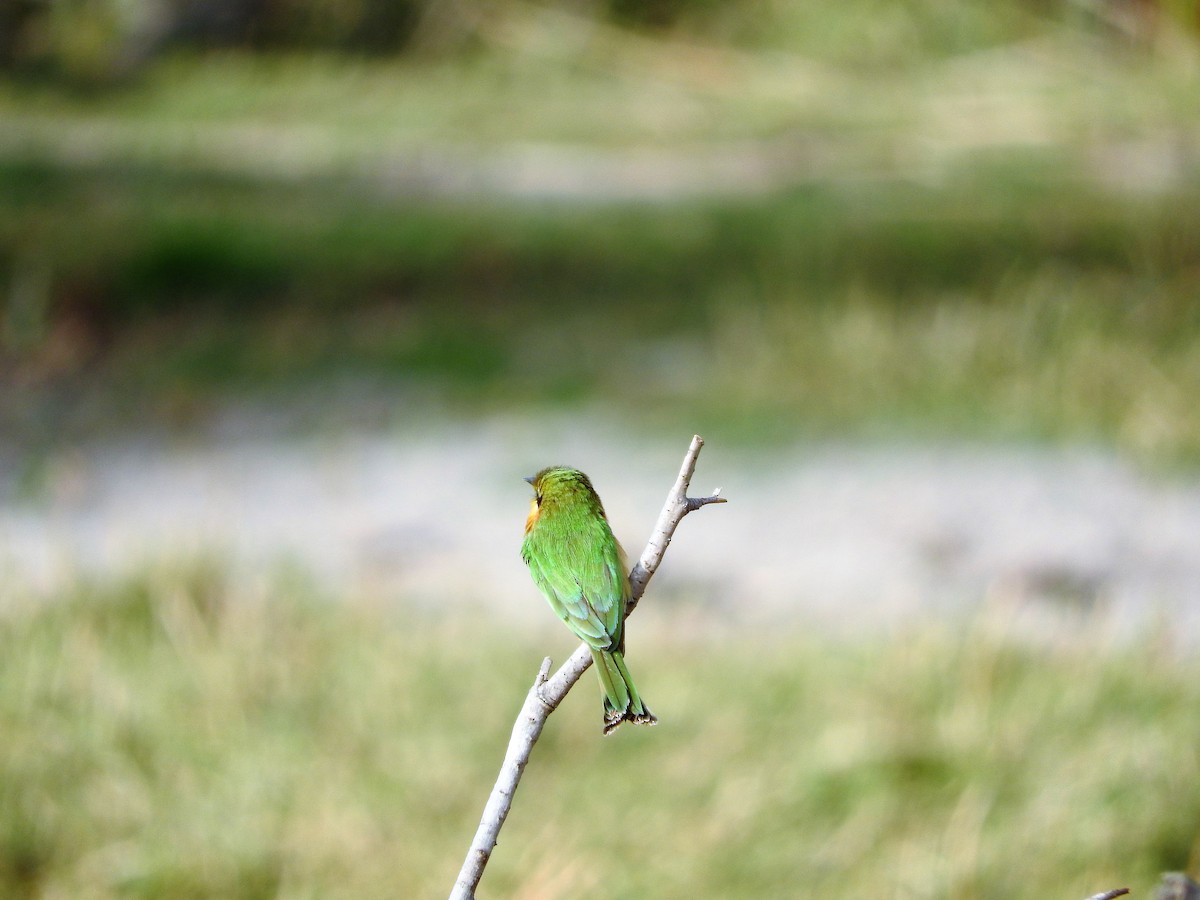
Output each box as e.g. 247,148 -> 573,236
3,409 -> 1199,636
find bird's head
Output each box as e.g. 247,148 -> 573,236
524,466 -> 602,532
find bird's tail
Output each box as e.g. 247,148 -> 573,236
593,649 -> 657,735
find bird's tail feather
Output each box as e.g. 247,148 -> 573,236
594,649 -> 656,735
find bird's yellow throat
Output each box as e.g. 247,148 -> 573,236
524,498 -> 540,534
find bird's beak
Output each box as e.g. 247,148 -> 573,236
523,475 -> 536,485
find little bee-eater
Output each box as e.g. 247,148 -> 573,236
521,466 -> 656,734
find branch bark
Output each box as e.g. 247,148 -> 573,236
449,434 -> 725,900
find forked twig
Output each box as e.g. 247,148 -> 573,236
449,435 -> 725,900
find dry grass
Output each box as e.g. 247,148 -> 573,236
2,564 -> 1199,898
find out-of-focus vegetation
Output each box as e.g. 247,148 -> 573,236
3,156 -> 1199,461
2,565 -> 1198,897
2,0 -> 1198,82
7,156 -> 1200,460
1,0 -> 1198,463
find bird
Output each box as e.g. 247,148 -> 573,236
521,466 -> 656,735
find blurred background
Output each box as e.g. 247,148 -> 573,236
2,0 -> 1200,897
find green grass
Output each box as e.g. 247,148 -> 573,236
3,6 -> 1197,142
2,16 -> 1199,461
2,565 -> 1199,898
3,159 -> 1199,463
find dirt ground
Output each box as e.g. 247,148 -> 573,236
3,404 -> 1199,638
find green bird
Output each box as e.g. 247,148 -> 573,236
521,466 -> 656,735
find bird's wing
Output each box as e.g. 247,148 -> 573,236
526,542 -> 626,652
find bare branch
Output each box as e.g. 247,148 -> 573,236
1085,890 -> 1129,900
686,487 -> 724,513
628,434 -> 724,613
449,435 -> 724,900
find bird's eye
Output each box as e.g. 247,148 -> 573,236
535,493 -> 543,506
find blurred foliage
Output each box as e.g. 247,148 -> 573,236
2,157 -> 1199,462
1,0 -> 426,81
1,564 -> 1199,896
2,0 -> 1198,85
1,0 -> 1197,459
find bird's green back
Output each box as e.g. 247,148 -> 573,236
521,467 -> 629,653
